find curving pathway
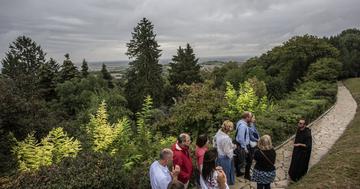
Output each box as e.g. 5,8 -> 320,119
232,82 -> 357,189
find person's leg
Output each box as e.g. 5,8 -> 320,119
264,183 -> 271,189
244,148 -> 253,179
234,152 -> 244,176
257,183 -> 264,189
221,157 -> 235,185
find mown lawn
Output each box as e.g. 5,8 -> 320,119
289,78 -> 360,189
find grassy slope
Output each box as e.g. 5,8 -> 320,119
289,78 -> 360,189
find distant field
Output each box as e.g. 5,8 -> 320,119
289,78 -> 360,189
85,55 -> 249,72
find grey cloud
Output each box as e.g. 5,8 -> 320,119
0,0 -> 359,63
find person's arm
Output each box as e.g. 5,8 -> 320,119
216,169 -> 228,189
293,143 -> 306,147
236,124 -> 247,150
172,154 -> 185,181
305,129 -> 312,150
223,137 -> 234,159
294,130 -> 312,148
245,127 -> 250,149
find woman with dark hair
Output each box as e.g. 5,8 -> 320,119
200,149 -> 228,189
196,134 -> 209,171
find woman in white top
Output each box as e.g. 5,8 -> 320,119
200,148 -> 229,189
213,120 -> 236,185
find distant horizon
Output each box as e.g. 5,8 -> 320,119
84,54 -> 252,64
83,54 -> 252,71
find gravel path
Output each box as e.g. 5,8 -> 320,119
232,82 -> 357,189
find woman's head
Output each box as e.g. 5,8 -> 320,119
196,134 -> 208,148
201,148 -> 218,180
221,120 -> 234,133
258,135 -> 273,150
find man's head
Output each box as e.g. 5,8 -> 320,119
159,148 -> 173,166
178,133 -> 191,147
298,118 -> 306,129
241,111 -> 252,123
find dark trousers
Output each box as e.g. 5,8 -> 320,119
257,183 -> 271,189
234,146 -> 246,176
245,147 -> 255,179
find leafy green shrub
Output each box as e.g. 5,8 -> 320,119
12,127 -> 81,172
223,80 -> 272,121
8,152 -> 125,189
86,100 -> 131,154
160,81 -> 225,135
306,58 -> 342,81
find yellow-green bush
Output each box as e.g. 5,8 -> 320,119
12,127 -> 81,172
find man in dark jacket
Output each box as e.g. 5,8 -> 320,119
172,133 -> 193,188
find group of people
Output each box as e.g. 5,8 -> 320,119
149,112 -> 313,189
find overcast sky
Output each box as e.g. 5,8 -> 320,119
0,0 -> 359,63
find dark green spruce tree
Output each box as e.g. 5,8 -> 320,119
59,53 -> 79,82
101,63 -> 114,88
169,43 -> 201,86
125,18 -> 164,111
81,59 -> 89,78
38,58 -> 60,101
1,36 -> 46,97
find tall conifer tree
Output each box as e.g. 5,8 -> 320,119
125,18 -> 164,111
38,58 -> 60,101
101,63 -> 114,88
81,59 -> 89,78
169,43 -> 201,86
59,53 -> 79,82
167,43 -> 201,99
1,36 -> 46,97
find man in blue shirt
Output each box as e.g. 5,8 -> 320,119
149,148 -> 181,189
234,112 -> 252,179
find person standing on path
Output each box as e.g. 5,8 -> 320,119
196,134 -> 209,172
248,114 -> 260,177
234,112 -> 252,179
195,134 -> 209,187
288,118 -> 313,182
214,120 -> 236,185
172,133 -> 193,188
149,148 -> 181,189
251,135 -> 276,189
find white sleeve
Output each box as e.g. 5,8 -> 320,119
222,137 -> 234,159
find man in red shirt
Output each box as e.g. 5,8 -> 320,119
172,133 -> 193,188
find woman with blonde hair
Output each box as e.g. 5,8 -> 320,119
251,135 -> 276,189
213,120 -> 236,185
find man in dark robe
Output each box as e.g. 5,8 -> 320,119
288,118 -> 312,182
